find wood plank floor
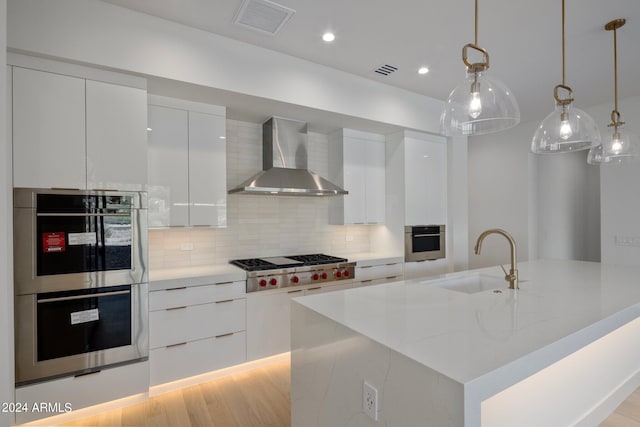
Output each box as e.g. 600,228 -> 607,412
56,359 -> 639,426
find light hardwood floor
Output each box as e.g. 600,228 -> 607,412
57,359 -> 639,426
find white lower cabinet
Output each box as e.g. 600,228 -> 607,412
148,280 -> 246,387
15,361 -> 149,424
353,259 -> 404,288
150,332 -> 245,386
246,282 -> 356,361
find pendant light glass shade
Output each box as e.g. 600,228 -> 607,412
587,19 -> 639,165
587,124 -> 640,165
440,0 -> 520,137
441,70 -> 520,136
531,103 -> 600,153
531,0 -> 600,154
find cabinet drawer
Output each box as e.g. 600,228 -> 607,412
356,263 -> 403,281
15,361 -> 148,424
149,281 -> 245,310
150,331 -> 246,386
150,299 -> 245,348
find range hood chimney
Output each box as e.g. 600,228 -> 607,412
228,117 -> 348,196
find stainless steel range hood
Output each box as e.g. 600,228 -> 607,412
228,117 -> 347,196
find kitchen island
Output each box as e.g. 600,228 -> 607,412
291,260 -> 640,427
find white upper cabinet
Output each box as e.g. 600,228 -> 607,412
86,80 -> 147,191
329,129 -> 386,225
12,67 -> 86,189
188,111 -> 227,227
147,95 -> 227,228
404,134 -> 447,225
147,105 -> 189,227
10,59 -> 147,191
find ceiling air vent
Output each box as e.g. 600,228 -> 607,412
233,0 -> 295,35
373,64 -> 398,76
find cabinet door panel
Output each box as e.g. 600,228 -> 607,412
246,290 -> 298,361
12,67 -> 86,189
365,140 -> 386,224
188,111 -> 227,226
343,137 -> 367,224
86,80 -> 147,191
147,105 -> 189,227
404,137 -> 447,225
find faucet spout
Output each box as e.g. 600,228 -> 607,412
474,229 -> 519,290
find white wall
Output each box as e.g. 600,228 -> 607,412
7,0 -> 443,135
0,1 -> 14,426
448,136 -> 469,271
535,150 -> 600,262
583,96 -> 640,266
468,122 -> 535,269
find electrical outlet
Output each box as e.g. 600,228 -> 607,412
180,242 -> 194,251
615,235 -> 640,247
363,381 -> 378,421
345,235 -> 354,242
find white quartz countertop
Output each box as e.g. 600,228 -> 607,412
293,260 -> 640,392
149,264 -> 246,291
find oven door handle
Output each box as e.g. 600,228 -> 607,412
36,213 -> 131,217
412,233 -> 441,238
37,290 -> 131,303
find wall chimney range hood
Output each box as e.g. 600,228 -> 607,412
228,117 -> 348,196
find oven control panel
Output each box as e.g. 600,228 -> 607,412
246,263 -> 355,293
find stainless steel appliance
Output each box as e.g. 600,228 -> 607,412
230,254 -> 355,292
228,117 -> 348,196
404,225 -> 446,262
14,188 -> 148,386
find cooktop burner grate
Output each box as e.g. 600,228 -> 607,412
230,253 -> 348,271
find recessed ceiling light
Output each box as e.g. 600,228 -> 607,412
418,67 -> 429,75
322,32 -> 335,42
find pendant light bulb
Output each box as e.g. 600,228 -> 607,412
559,111 -> 573,140
611,133 -> 623,154
468,80 -> 482,119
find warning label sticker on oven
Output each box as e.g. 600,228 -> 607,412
42,232 -> 66,253
68,232 -> 97,246
70,308 -> 99,325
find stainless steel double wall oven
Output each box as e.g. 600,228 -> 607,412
14,188 -> 149,386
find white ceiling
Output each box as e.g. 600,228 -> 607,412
101,0 -> 640,128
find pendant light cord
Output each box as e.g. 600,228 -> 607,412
613,25 -> 618,114
561,0 -> 566,86
475,0 -> 479,45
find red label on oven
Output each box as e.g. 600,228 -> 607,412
42,232 -> 66,253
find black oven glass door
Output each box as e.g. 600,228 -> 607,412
36,194 -> 132,276
411,226 -> 442,252
36,285 -> 132,361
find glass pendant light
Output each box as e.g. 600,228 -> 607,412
531,0 -> 600,154
588,19 -> 640,165
440,0 -> 520,136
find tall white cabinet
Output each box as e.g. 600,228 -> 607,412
328,129 -> 386,225
147,95 -> 227,228
10,57 -> 147,191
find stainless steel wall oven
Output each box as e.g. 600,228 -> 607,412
404,225 -> 446,262
13,188 -> 148,386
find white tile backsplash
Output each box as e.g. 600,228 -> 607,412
149,119 -> 380,269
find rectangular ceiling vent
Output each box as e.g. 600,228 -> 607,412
373,64 -> 398,77
233,0 -> 295,35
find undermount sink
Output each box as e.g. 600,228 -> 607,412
429,274 -> 509,294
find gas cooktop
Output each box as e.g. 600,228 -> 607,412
230,254 -> 355,292
230,254 -> 348,272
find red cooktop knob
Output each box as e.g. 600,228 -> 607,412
321,272 -> 328,279
344,270 -> 350,277
259,279 -> 267,287
336,271 -> 342,278
269,278 -> 277,286
312,273 -> 319,280
292,276 -> 300,283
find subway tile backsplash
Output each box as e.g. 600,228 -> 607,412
149,119 -> 380,269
